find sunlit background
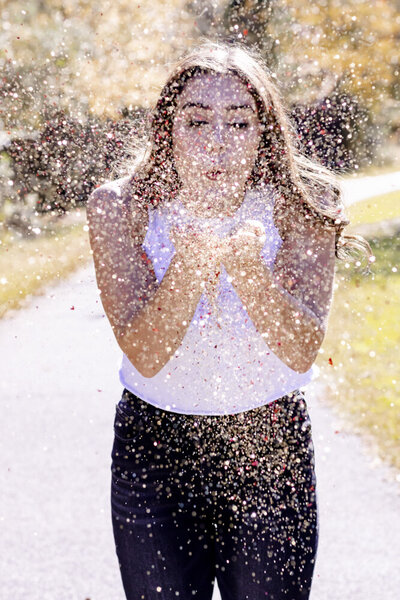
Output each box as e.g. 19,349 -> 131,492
1,0 -> 399,482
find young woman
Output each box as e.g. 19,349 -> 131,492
87,41 -> 369,600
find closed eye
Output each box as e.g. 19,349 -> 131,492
187,120 -> 249,129
188,119 -> 209,127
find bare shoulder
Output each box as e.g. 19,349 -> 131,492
87,175 -> 148,240
285,212 -> 336,256
87,175 -> 130,209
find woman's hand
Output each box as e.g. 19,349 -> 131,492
221,219 -> 266,271
169,225 -> 224,281
169,224 -> 222,268
169,225 -> 225,302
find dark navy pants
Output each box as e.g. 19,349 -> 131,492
111,388 -> 319,600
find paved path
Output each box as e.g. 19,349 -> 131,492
1,263 -> 399,599
340,169 -> 400,206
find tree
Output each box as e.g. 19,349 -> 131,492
221,0 -> 400,169
0,0 -> 202,130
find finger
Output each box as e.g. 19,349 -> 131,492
245,218 -> 264,229
244,219 -> 265,234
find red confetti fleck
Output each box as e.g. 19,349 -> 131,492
334,430 -> 340,434
70,306 -> 75,310
243,29 -> 248,36
328,357 -> 333,366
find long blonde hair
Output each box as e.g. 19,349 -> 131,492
118,39 -> 370,261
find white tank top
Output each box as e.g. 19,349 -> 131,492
119,184 -> 318,415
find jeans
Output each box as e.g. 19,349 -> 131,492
111,388 -> 319,600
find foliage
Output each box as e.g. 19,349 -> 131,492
220,0 -> 400,170
0,0 -> 201,127
289,91 -> 375,170
2,1 -> 399,124
221,0 -> 400,112
0,106 -> 146,235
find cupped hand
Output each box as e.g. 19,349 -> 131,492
221,219 -> 266,268
169,224 -> 225,273
169,224 -> 227,307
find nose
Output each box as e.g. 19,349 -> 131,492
208,125 -> 225,152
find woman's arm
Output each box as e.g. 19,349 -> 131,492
86,179 -> 157,342
222,218 -> 336,373
86,181 -> 222,378
121,248 -> 219,378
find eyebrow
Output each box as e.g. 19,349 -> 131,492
227,104 -> 255,112
181,102 -> 212,111
180,102 -> 255,113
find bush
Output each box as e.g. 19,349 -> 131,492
0,106 -> 146,237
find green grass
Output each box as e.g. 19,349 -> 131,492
347,189 -> 400,227
0,221 -> 91,318
317,235 -> 400,469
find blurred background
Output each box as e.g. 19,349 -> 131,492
1,0 -> 399,483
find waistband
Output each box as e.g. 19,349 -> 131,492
119,387 -> 306,421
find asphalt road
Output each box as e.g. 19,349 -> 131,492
340,169 -> 400,206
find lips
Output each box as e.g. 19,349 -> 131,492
205,169 -> 226,180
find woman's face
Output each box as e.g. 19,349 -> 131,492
171,72 -> 263,204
